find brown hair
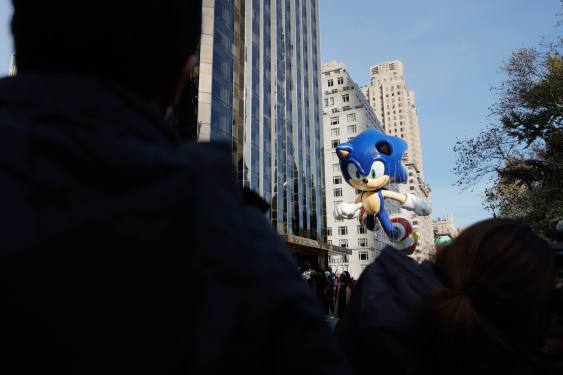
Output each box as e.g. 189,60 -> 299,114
426,218 -> 554,368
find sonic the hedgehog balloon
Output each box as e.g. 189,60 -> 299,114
333,129 -> 431,254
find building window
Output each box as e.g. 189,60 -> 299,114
331,128 -> 340,136
347,124 -> 357,134
342,94 -> 350,103
358,238 -> 368,247
339,239 -> 348,248
330,116 -> 339,125
359,251 -> 369,261
333,188 -> 343,197
328,79 -> 334,87
410,186 -> 415,190
333,164 -> 341,172
324,98 -> 328,107
328,240 -> 332,245
347,113 -> 356,122
337,76 -> 344,85
333,176 -> 342,185
357,225 -> 366,234
327,227 -> 332,236
330,97 -> 334,105
331,140 -> 339,149
413,220 -> 419,225
338,226 -> 348,235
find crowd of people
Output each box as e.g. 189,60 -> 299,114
1,1 -> 562,374
297,220 -> 563,374
300,263 -> 355,318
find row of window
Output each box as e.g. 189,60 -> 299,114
330,124 -> 356,136
385,84 -> 403,91
329,254 -> 349,264
324,94 -> 350,107
374,95 -> 402,103
386,109 -> 403,115
328,251 -> 370,262
327,225 -> 367,236
327,76 -> 345,87
331,138 -> 354,148
330,113 -> 356,125
384,90 -> 402,97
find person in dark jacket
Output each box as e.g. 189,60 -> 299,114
336,218 -> 558,375
0,1 -> 354,374
336,271 -> 353,318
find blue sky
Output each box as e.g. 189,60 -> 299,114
0,0 -> 560,228
0,0 -> 11,75
320,0 -> 561,228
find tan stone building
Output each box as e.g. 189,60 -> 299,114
363,60 -> 435,261
433,215 -> 459,240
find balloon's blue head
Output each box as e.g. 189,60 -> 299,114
335,129 -> 408,191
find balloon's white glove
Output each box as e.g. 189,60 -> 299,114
402,193 -> 431,216
334,202 -> 363,220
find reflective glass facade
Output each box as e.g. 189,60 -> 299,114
197,0 -> 323,241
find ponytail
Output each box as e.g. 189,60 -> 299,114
424,287 -> 479,366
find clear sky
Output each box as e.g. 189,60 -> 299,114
320,0 -> 561,228
0,0 -> 560,228
0,0 -> 12,75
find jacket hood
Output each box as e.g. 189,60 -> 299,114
0,73 -> 233,252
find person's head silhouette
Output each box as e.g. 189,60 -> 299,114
11,0 -> 202,112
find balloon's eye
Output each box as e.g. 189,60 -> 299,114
370,161 -> 385,179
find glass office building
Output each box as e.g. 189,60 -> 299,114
196,0 -> 324,241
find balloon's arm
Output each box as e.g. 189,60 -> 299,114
354,193 -> 362,204
384,191 -> 432,216
334,202 -> 363,220
381,190 -> 407,204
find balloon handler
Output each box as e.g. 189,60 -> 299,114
333,129 -> 431,254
